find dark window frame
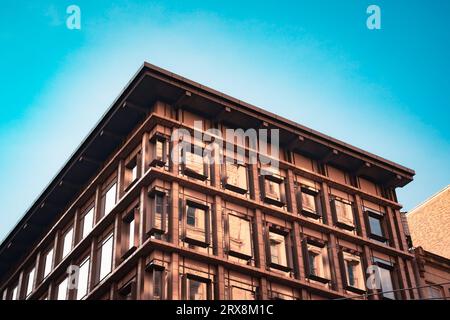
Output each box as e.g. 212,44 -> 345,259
225,212 -> 254,261
183,273 -> 212,300
181,145 -> 209,181
150,133 -> 168,167
221,159 -> 248,194
338,250 -> 366,294
147,187 -> 168,235
365,208 -> 388,243
302,238 -> 331,284
296,184 -> 322,219
260,172 -> 286,207
266,225 -> 293,273
330,197 -> 356,231
182,199 -> 211,247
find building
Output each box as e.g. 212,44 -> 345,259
412,246 -> 450,300
407,185 -> 450,259
0,62 -> 418,300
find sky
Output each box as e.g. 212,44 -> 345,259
0,0 -> 449,241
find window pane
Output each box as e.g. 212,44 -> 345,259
186,205 -> 206,243
43,249 -> 54,278
269,232 -> 287,267
429,286 -> 443,300
379,267 -> 395,299
57,278 -> 68,300
153,270 -> 163,300
104,183 -> 117,216
369,215 -> 383,237
82,208 -> 94,238
99,235 -> 113,281
11,285 -> 18,300
186,152 -> 205,175
335,200 -> 354,226
26,268 -> 35,297
228,215 -> 252,257
226,164 -> 247,190
307,244 -> 330,279
130,163 -> 137,182
188,279 -> 207,300
231,286 -> 255,300
62,227 -> 74,258
265,179 -> 281,200
301,192 -> 316,213
154,194 -> 164,230
156,140 -> 164,159
76,258 -> 90,300
128,218 -> 135,250
343,253 -> 365,290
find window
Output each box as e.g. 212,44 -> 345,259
147,189 -> 167,235
102,182 -> 117,217
365,209 -> 387,243
123,210 -> 137,258
56,277 -> 68,300
76,257 -> 90,300
183,201 -> 210,247
43,248 -> 54,279
374,258 -> 396,300
99,233 -> 114,281
81,207 -> 94,239
223,162 -> 248,194
146,262 -> 167,300
182,148 -> 208,180
428,284 -> 443,300
25,267 -> 36,297
231,286 -> 256,300
261,173 -> 286,207
268,230 -> 291,271
297,185 -> 321,219
303,240 -> 331,283
339,252 -> 365,292
150,135 -> 167,167
11,284 -> 18,300
61,226 -> 74,259
227,214 -> 253,260
153,269 -> 165,300
118,280 -> 136,300
186,276 -> 210,300
125,152 -> 141,188
331,198 -> 355,230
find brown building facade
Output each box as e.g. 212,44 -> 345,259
0,63 -> 417,300
407,185 -> 450,259
412,247 -> 450,300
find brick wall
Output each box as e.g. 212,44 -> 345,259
407,186 -> 450,259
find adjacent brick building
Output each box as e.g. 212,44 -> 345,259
0,62 -> 418,300
412,246 -> 450,300
407,185 -> 450,259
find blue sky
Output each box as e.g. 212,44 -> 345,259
0,0 -> 449,241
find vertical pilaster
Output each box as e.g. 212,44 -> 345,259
139,187 -> 146,246
286,169 -> 298,214
386,207 -> 400,249
112,213 -> 121,269
354,194 -> 367,237
254,209 -> 266,269
216,265 -> 226,300
170,253 -> 179,300
213,195 -> 224,257
292,222 -> 304,280
170,182 -> 180,245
